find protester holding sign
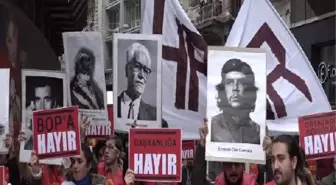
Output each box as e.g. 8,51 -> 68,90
0,135 -> 18,185
192,121 -> 257,185
21,114 -> 91,185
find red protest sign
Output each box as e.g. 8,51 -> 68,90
0,166 -> 4,185
299,111 -> 336,160
129,128 -> 182,182
33,106 -> 81,159
85,104 -> 114,138
107,104 -> 114,134
182,140 -> 195,160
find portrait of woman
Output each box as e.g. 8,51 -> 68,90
70,47 -> 104,110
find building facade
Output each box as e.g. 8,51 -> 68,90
289,0 -> 335,109
99,0 -> 241,92
94,0 -> 141,92
93,0 -> 335,107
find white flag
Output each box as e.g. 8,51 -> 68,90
141,0 -> 207,139
226,0 -> 331,133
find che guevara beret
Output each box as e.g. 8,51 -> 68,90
221,58 -> 254,76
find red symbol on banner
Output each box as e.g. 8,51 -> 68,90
153,0 -> 207,112
247,23 -> 312,119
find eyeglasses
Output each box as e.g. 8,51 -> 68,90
130,61 -> 152,76
105,145 -> 118,151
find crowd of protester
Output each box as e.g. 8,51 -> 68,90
0,118 -> 334,185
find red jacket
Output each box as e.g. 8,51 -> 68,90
97,162 -> 125,185
214,172 -> 256,185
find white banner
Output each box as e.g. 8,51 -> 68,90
141,0 -> 207,139
226,0 -> 331,134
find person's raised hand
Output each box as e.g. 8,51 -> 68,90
262,136 -> 272,155
18,131 -> 26,143
124,169 -> 135,185
3,134 -> 12,149
199,118 -> 208,147
29,151 -> 41,174
61,157 -> 71,169
26,101 -> 36,112
80,115 -> 90,133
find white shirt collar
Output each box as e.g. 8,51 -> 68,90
121,91 -> 141,119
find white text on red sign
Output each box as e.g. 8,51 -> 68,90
38,131 -> 76,154
85,124 -> 111,135
304,132 -> 336,155
134,153 -> 177,175
182,149 -> 193,159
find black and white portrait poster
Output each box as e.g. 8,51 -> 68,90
0,69 -> 10,154
20,69 -> 67,165
113,33 -> 162,132
206,47 -> 266,164
62,32 -> 109,137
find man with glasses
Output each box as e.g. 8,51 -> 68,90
117,42 -> 157,120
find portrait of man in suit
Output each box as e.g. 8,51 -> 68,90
117,42 -> 157,121
211,58 -> 260,144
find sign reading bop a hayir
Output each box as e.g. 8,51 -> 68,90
299,111 -> 336,160
33,106 -> 81,159
129,128 -> 182,182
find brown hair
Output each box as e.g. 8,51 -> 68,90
81,143 -> 94,167
105,135 -> 123,151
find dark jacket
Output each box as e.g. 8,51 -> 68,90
191,144 -> 215,185
117,92 -> 157,120
321,172 -> 335,185
256,156 -> 273,184
210,113 -> 260,144
6,157 -> 20,185
179,166 -> 192,185
117,92 -> 168,127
